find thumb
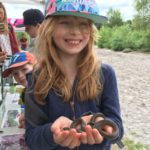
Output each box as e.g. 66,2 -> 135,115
103,125 -> 113,134
51,123 -> 61,134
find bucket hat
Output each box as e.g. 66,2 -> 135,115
3,51 -> 36,78
45,0 -> 107,24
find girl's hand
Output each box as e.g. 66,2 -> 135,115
0,51 -> 7,62
80,124 -> 104,145
51,116 -> 81,149
80,115 -> 104,145
80,115 -> 114,145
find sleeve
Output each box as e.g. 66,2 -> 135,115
101,64 -> 124,143
8,24 -> 20,54
24,74 -> 58,150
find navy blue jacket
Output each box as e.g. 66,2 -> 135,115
25,64 -> 124,150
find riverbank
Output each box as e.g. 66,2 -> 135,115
96,48 -> 150,146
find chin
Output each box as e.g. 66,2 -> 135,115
20,82 -> 27,87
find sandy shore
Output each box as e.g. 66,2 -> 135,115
96,48 -> 150,145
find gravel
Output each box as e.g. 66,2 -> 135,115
96,48 -> 150,145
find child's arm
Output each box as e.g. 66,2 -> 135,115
79,64 -> 123,146
25,92 -> 58,150
25,98 -> 81,149
100,64 -> 124,143
25,73 -> 81,149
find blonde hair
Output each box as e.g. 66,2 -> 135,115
33,16 -> 102,104
0,2 -> 9,34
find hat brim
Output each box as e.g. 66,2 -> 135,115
47,11 -> 107,24
2,61 -> 28,78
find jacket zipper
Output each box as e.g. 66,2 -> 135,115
70,78 -> 79,150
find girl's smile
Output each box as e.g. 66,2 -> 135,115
52,16 -> 90,56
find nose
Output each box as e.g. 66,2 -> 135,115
69,24 -> 81,34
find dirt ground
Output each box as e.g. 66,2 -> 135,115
96,48 -> 150,149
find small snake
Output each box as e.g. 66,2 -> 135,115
63,113 -> 124,148
63,113 -> 119,140
63,118 -> 86,133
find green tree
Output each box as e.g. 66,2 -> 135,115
107,8 -> 123,27
133,0 -> 150,30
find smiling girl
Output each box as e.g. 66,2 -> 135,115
24,0 -> 124,150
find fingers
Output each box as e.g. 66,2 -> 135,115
51,116 -> 72,134
103,125 -> 113,134
18,114 -> 25,128
80,125 -> 103,145
0,55 -> 6,62
81,115 -> 93,124
18,120 -> 25,128
51,115 -> 109,149
92,128 -> 104,144
86,125 -> 95,144
53,130 -> 70,144
80,132 -> 87,144
0,51 -> 6,55
62,129 -> 81,149
53,129 -> 81,149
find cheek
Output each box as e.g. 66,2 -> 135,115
83,34 -> 90,44
27,28 -> 33,35
52,32 -> 61,46
14,76 -> 19,82
25,69 -> 32,74
52,27 -> 64,41
27,66 -> 33,72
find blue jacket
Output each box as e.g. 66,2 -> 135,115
25,64 -> 124,150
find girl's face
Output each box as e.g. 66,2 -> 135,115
11,64 -> 33,87
0,8 -> 4,22
52,16 -> 91,57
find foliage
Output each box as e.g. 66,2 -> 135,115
110,25 -> 130,51
132,0 -> 150,30
97,26 -> 112,48
123,138 -> 150,150
107,8 -> 123,27
96,1 -> 150,52
97,24 -> 150,51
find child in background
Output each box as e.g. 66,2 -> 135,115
19,33 -> 28,51
25,0 -> 124,150
3,51 -> 36,128
3,51 -> 36,86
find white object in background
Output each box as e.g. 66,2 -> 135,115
0,34 -> 12,55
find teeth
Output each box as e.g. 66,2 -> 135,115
67,40 -> 80,44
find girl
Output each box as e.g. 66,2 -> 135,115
0,2 -> 20,55
25,0 -> 124,150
